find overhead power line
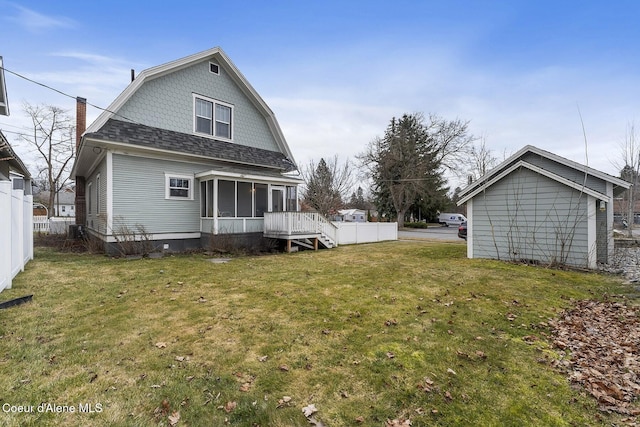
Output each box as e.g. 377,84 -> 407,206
0,65 -> 139,124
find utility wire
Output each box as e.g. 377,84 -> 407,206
0,65 -> 140,125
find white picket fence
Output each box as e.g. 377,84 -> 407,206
33,216 -> 75,234
0,181 -> 33,293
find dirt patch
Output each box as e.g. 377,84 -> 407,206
550,299 -> 640,421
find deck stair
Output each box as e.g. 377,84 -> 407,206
263,212 -> 337,252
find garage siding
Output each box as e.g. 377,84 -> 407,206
471,167 -> 591,267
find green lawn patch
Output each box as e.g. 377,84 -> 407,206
0,242 -> 634,426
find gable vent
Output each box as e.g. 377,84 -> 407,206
209,62 -> 220,75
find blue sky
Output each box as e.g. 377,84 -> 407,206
2,0 -> 639,188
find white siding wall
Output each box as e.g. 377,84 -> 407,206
471,167 -> 591,268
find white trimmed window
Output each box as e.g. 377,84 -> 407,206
165,174 -> 193,200
194,95 -> 233,140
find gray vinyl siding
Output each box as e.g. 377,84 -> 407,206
111,154 -> 207,234
86,158 -> 108,234
521,152 -> 607,194
471,167 -> 590,267
116,60 -> 280,153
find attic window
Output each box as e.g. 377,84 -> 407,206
209,62 -> 220,75
194,95 -> 233,140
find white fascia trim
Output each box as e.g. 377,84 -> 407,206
467,199 -> 473,259
195,169 -> 303,184
106,152 -> 113,234
457,160 -> 610,205
104,232 -> 201,243
587,196 -> 597,269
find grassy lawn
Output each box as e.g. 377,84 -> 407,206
0,241 -> 634,426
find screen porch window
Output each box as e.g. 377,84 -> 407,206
199,180 -> 272,218
194,96 -> 233,139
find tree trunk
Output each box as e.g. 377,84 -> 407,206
396,208 -> 406,228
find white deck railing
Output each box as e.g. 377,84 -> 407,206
264,212 -> 338,244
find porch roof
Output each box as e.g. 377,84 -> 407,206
195,167 -> 303,185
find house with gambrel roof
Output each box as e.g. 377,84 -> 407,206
71,47 -> 321,254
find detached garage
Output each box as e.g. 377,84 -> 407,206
457,145 -> 630,269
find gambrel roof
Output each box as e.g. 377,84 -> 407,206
457,145 -> 630,205
85,47 -> 294,163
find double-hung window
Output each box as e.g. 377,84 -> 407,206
165,173 -> 193,200
194,95 -> 233,140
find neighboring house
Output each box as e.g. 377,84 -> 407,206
71,47 -> 304,254
337,209 -> 366,222
35,189 -> 75,217
456,145 -> 630,269
612,198 -> 640,225
0,131 -> 33,292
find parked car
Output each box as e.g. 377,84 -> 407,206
458,221 -> 467,240
438,213 -> 467,227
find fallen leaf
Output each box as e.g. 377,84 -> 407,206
447,368 -> 457,376
168,411 -> 180,426
155,342 -> 167,349
386,352 -> 395,359
355,415 -> 365,423
175,356 -> 185,362
223,401 -> 236,413
258,355 -> 268,362
444,390 -> 453,400
279,365 -> 289,372
302,403 -> 318,417
385,418 -> 412,426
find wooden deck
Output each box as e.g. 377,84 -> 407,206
263,212 -> 337,251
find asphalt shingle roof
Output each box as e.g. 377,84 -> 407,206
85,119 -> 296,172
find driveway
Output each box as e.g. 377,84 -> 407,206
398,226 -> 463,242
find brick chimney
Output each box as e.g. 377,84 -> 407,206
75,97 -> 87,226
75,97 -> 86,151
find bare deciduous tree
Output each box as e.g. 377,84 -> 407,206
20,102 -> 75,218
301,155 -> 354,217
612,123 -> 640,237
467,137 -> 499,182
